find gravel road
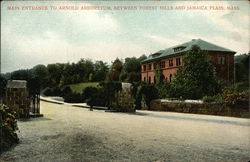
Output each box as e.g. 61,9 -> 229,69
1,101 -> 249,162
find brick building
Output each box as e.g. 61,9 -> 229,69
141,39 -> 236,84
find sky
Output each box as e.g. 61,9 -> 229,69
1,1 -> 249,73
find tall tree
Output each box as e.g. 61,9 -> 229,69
106,58 -> 123,82
171,45 -> 221,99
31,64 -> 48,88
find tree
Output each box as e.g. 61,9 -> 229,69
106,58 -> 123,82
10,69 -> 33,81
0,75 -> 7,98
92,61 -> 109,82
122,55 -> 147,82
31,64 -> 48,88
235,53 -> 249,82
171,45 -> 221,99
47,63 -> 64,87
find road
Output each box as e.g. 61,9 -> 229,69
1,101 -> 249,162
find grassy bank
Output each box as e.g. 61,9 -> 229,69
66,82 -> 99,94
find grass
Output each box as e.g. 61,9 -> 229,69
66,82 -> 99,94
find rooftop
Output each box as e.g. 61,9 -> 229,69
7,80 -> 27,88
142,39 -> 236,63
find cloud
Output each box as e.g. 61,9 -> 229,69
145,35 -> 180,47
1,27 -> 148,72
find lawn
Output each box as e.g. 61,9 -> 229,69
66,82 -> 99,94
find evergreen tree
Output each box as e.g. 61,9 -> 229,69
171,45 -> 221,99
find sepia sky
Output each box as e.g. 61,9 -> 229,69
1,1 -> 249,73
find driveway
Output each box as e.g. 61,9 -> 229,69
1,101 -> 249,161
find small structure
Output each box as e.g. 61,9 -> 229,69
6,80 -> 30,118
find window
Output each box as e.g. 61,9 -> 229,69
218,56 -> 226,65
169,74 -> 172,82
176,58 -> 181,66
160,61 -> 165,68
173,46 -> 186,52
143,65 -> 146,71
144,77 -> 146,82
169,59 -> 173,67
148,76 -> 151,84
148,64 -> 152,71
154,76 -> 156,83
153,63 -> 157,70
221,57 -> 225,65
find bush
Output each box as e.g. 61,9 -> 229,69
233,82 -> 249,92
82,87 -> 99,101
83,82 -> 122,108
133,83 -> 158,109
63,92 -> 83,103
221,89 -> 249,105
44,87 -> 62,96
202,95 -> 222,103
60,86 -> 72,98
0,104 -> 19,153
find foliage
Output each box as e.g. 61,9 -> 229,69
133,83 -> 158,109
0,104 -> 19,152
106,55 -> 147,83
126,72 -> 140,82
171,45 -> 221,99
60,86 -> 72,98
63,92 -> 83,103
219,83 -> 249,105
83,87 -> 105,107
43,87 -> 62,96
10,69 -> 33,81
66,82 -> 99,94
122,55 -> 147,83
27,77 -> 41,96
0,74 -> 7,98
31,64 -> 48,88
235,53 -> 249,82
106,58 -> 123,82
220,89 -> 249,105
83,82 -> 122,108
156,82 -> 171,99
202,95 -> 222,103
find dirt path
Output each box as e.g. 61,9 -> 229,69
1,101 -> 249,162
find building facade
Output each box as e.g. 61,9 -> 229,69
141,39 -> 236,84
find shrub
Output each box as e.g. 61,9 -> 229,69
233,82 -> 249,92
63,92 -> 83,103
202,95 -> 222,103
221,89 -> 249,105
82,87 -> 99,101
60,86 -> 72,98
134,83 -> 158,109
0,104 -> 19,153
83,82 -> 122,108
43,87 -> 62,96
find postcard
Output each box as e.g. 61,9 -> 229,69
1,0 -> 249,161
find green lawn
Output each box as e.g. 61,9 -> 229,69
66,82 -> 99,94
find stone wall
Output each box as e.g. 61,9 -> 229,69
5,80 -> 30,118
6,88 -> 30,118
150,99 -> 249,118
